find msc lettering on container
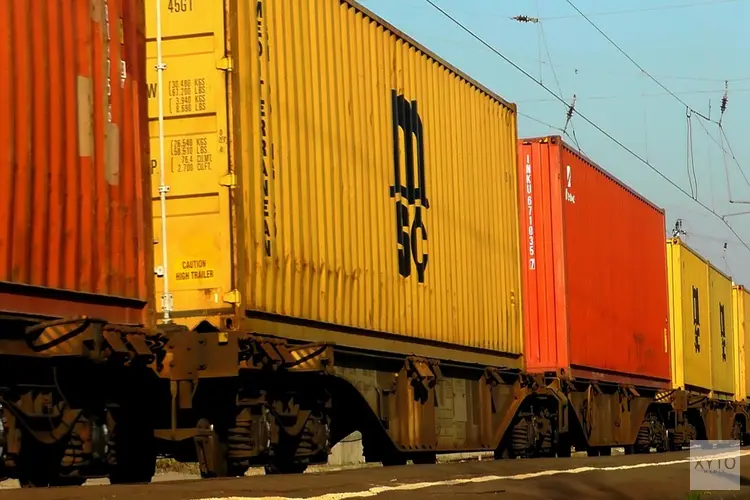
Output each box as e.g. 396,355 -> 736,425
390,90 -> 429,283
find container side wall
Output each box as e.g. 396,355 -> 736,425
732,286 -> 750,401
709,267 -> 735,398
667,240 -> 685,389
743,288 -> 750,399
667,239 -> 713,393
0,0 -> 153,326
227,0 -> 523,354
145,0 -> 235,326
559,144 -> 670,383
517,139 -> 568,373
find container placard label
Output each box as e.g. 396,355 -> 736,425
174,259 -> 215,281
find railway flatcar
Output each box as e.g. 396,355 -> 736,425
666,238 -> 747,445
518,136 -> 673,455
144,0 -> 565,476
142,0 -> 750,478
0,0 -> 164,487
4,0 -> 750,489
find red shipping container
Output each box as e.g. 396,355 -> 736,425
518,136 -> 671,388
0,0 -> 153,326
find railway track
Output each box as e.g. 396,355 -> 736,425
3,448 -> 750,500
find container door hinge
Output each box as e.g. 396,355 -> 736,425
217,57 -> 233,72
223,290 -> 241,305
219,173 -> 237,187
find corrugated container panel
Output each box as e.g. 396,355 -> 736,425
518,136 -> 671,388
708,267 -> 735,397
732,285 -> 750,401
0,0 -> 153,325
145,0 -> 524,357
667,238 -> 736,398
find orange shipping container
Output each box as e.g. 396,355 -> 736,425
518,136 -> 671,388
0,0 -> 153,326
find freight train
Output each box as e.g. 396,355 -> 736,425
0,0 -> 747,488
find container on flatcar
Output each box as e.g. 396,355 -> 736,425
517,136 -> 671,388
666,237 -> 736,399
732,285 -> 750,402
145,0 -> 524,362
0,0 -> 153,326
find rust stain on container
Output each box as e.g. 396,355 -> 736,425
0,0 -> 153,326
518,136 -> 671,388
146,0 -> 524,357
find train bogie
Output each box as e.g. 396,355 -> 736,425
0,0 -> 160,487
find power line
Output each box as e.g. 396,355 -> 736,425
516,87 -> 750,103
518,111 -> 563,132
563,0 -> 750,212
541,0 -> 743,20
422,0 -> 750,254
562,0 -> 717,123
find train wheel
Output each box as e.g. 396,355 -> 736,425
264,461 -> 308,475
108,407 -> 156,484
194,418 -> 248,478
731,418 -> 746,445
556,432 -> 572,458
17,439 -> 71,488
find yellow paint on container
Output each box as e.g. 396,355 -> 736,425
732,285 -> 750,402
708,266 -> 735,397
145,0 -> 524,360
666,238 -> 736,399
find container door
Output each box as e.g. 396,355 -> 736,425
146,0 -> 234,327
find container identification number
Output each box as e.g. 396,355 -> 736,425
174,259 -> 215,281
525,154 -> 536,271
168,0 -> 194,13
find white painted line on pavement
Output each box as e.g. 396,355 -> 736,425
198,449 -> 750,500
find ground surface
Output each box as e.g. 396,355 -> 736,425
2,448 -> 750,499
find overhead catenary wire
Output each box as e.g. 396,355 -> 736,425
540,0 -> 743,21
518,111 -> 564,132
564,0 -> 750,195
537,20 -> 582,150
562,0 -> 717,123
422,0 -> 750,254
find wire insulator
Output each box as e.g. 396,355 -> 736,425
566,94 -> 577,121
720,80 -> 728,114
511,15 -> 539,23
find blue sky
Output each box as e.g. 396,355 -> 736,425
359,0 -> 750,285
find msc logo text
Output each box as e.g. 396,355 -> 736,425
390,90 -> 429,283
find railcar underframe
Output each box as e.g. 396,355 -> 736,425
152,327 -> 750,478
1,320 -> 747,486
0,315 -> 166,487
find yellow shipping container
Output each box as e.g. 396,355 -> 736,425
666,238 -> 736,398
145,0 -> 524,362
732,285 -> 750,401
